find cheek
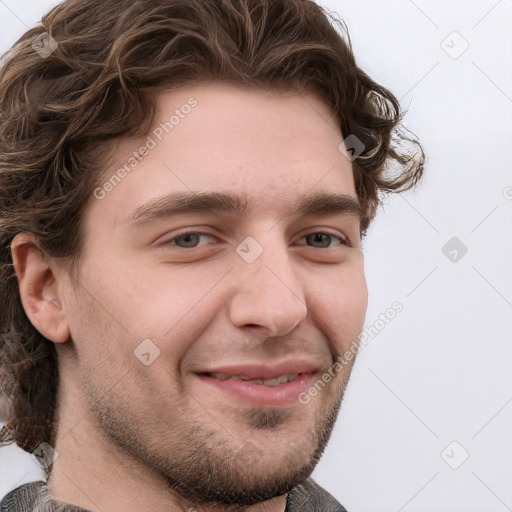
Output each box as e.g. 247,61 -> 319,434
309,266 -> 368,347
92,263 -> 227,371
125,272 -> 219,334
78,253 -> 207,333
64,289 -> 134,391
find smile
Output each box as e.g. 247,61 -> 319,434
206,372 -> 300,386
196,372 -> 317,406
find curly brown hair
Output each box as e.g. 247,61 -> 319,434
0,0 -> 424,455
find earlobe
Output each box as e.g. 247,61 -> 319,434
10,232 -> 70,344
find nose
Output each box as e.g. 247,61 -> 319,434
227,241 -> 308,337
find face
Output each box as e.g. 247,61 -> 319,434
61,83 -> 368,506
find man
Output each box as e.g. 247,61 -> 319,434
0,0 -> 424,510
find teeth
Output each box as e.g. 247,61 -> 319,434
210,373 -> 230,380
262,376 -> 286,387
209,373 -> 299,385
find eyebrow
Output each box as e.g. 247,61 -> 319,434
128,191 -> 364,226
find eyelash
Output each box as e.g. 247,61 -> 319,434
161,230 -> 352,249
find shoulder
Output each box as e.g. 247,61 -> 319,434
286,477 -> 348,512
0,481 -> 90,512
1,481 -> 47,512
2,478 -> 348,512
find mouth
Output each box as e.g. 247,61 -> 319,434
195,371 -> 318,406
204,372 -> 301,386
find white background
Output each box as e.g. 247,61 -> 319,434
0,1 -> 511,511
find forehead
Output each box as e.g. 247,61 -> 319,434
88,82 -> 357,226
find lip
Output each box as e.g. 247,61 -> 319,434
193,360 -> 324,406
196,372 -> 318,406
196,360 -> 321,380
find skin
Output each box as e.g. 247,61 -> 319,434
11,83 -> 368,512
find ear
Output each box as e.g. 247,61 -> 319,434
10,232 -> 70,344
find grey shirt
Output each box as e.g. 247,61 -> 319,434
1,478 -> 347,512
